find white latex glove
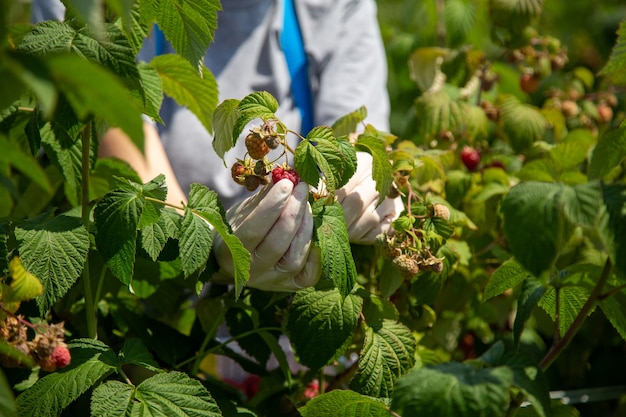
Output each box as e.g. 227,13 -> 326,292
336,152 -> 404,244
213,179 -> 321,292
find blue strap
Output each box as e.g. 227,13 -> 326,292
154,23 -> 165,56
281,0 -> 314,134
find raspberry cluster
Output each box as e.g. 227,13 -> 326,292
231,120 -> 300,191
0,314 -> 71,372
375,202 -> 450,279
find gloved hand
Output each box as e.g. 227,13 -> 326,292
213,179 -> 321,292
336,152 -> 404,244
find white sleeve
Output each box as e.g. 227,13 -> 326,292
299,0 -> 390,131
30,0 -> 65,22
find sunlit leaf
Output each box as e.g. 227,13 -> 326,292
212,98 -> 240,161
141,0 -> 220,70
2,256 -> 43,304
15,213 -> 89,315
151,54 -> 218,134
351,320 -> 416,397
312,201 -> 356,297
287,286 -> 362,370
187,184 -> 249,296
299,390 -> 393,417
332,106 -> 368,137
16,339 -> 117,417
484,259 -> 529,301
131,371 -> 222,416
94,185 -> 145,284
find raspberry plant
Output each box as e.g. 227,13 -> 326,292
1,0 -> 626,416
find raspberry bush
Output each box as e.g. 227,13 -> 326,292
2,1 -> 626,416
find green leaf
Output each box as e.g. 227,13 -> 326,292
15,213 -> 89,315
232,91 -> 279,143
131,371 -> 222,416
138,175 -> 167,229
414,90 -> 463,142
287,286 -> 362,370
39,121 -> 84,206
599,20 -> 626,85
444,0 -> 477,46
305,127 -> 346,190
312,201 -> 357,297
391,362 -> 513,417
331,106 -> 368,137
336,136 -> 359,187
0,371 -> 17,417
299,390 -> 393,417
599,288 -> 626,341
187,183 -> 250,296
91,380 -> 134,417
136,62 -> 164,123
2,256 -> 43,304
141,208 -> 180,261
63,0 -> 104,32
179,206 -> 213,278
588,127 -> 626,180
356,131 -> 394,205
501,182 -> 573,276
477,346 -> 551,417
560,181 -> 604,230
408,47 -> 450,92
0,136 -> 51,193
16,339 -> 117,417
46,54 -> 144,147
351,320 -> 416,397
212,99 -> 241,160
142,0 -> 219,70
513,277 -> 546,345
118,338 -> 161,373
151,54 -> 218,133
500,97 -> 547,153
505,355 -> 551,417
549,129 -> 595,171
602,184 -> 626,276
94,186 -> 145,285
4,52 -> 57,117
539,285 -> 593,337
484,258 -> 532,301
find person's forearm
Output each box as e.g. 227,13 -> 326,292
99,123 -> 188,206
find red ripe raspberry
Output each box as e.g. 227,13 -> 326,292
271,166 -> 300,186
245,132 -> 270,160
460,146 -> 481,171
50,345 -> 71,368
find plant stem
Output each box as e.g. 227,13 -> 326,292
539,258 -> 613,372
81,122 -> 97,339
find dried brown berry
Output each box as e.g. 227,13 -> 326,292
245,132 -> 270,160
231,162 -> 248,186
265,135 -> 281,149
244,175 -> 262,192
